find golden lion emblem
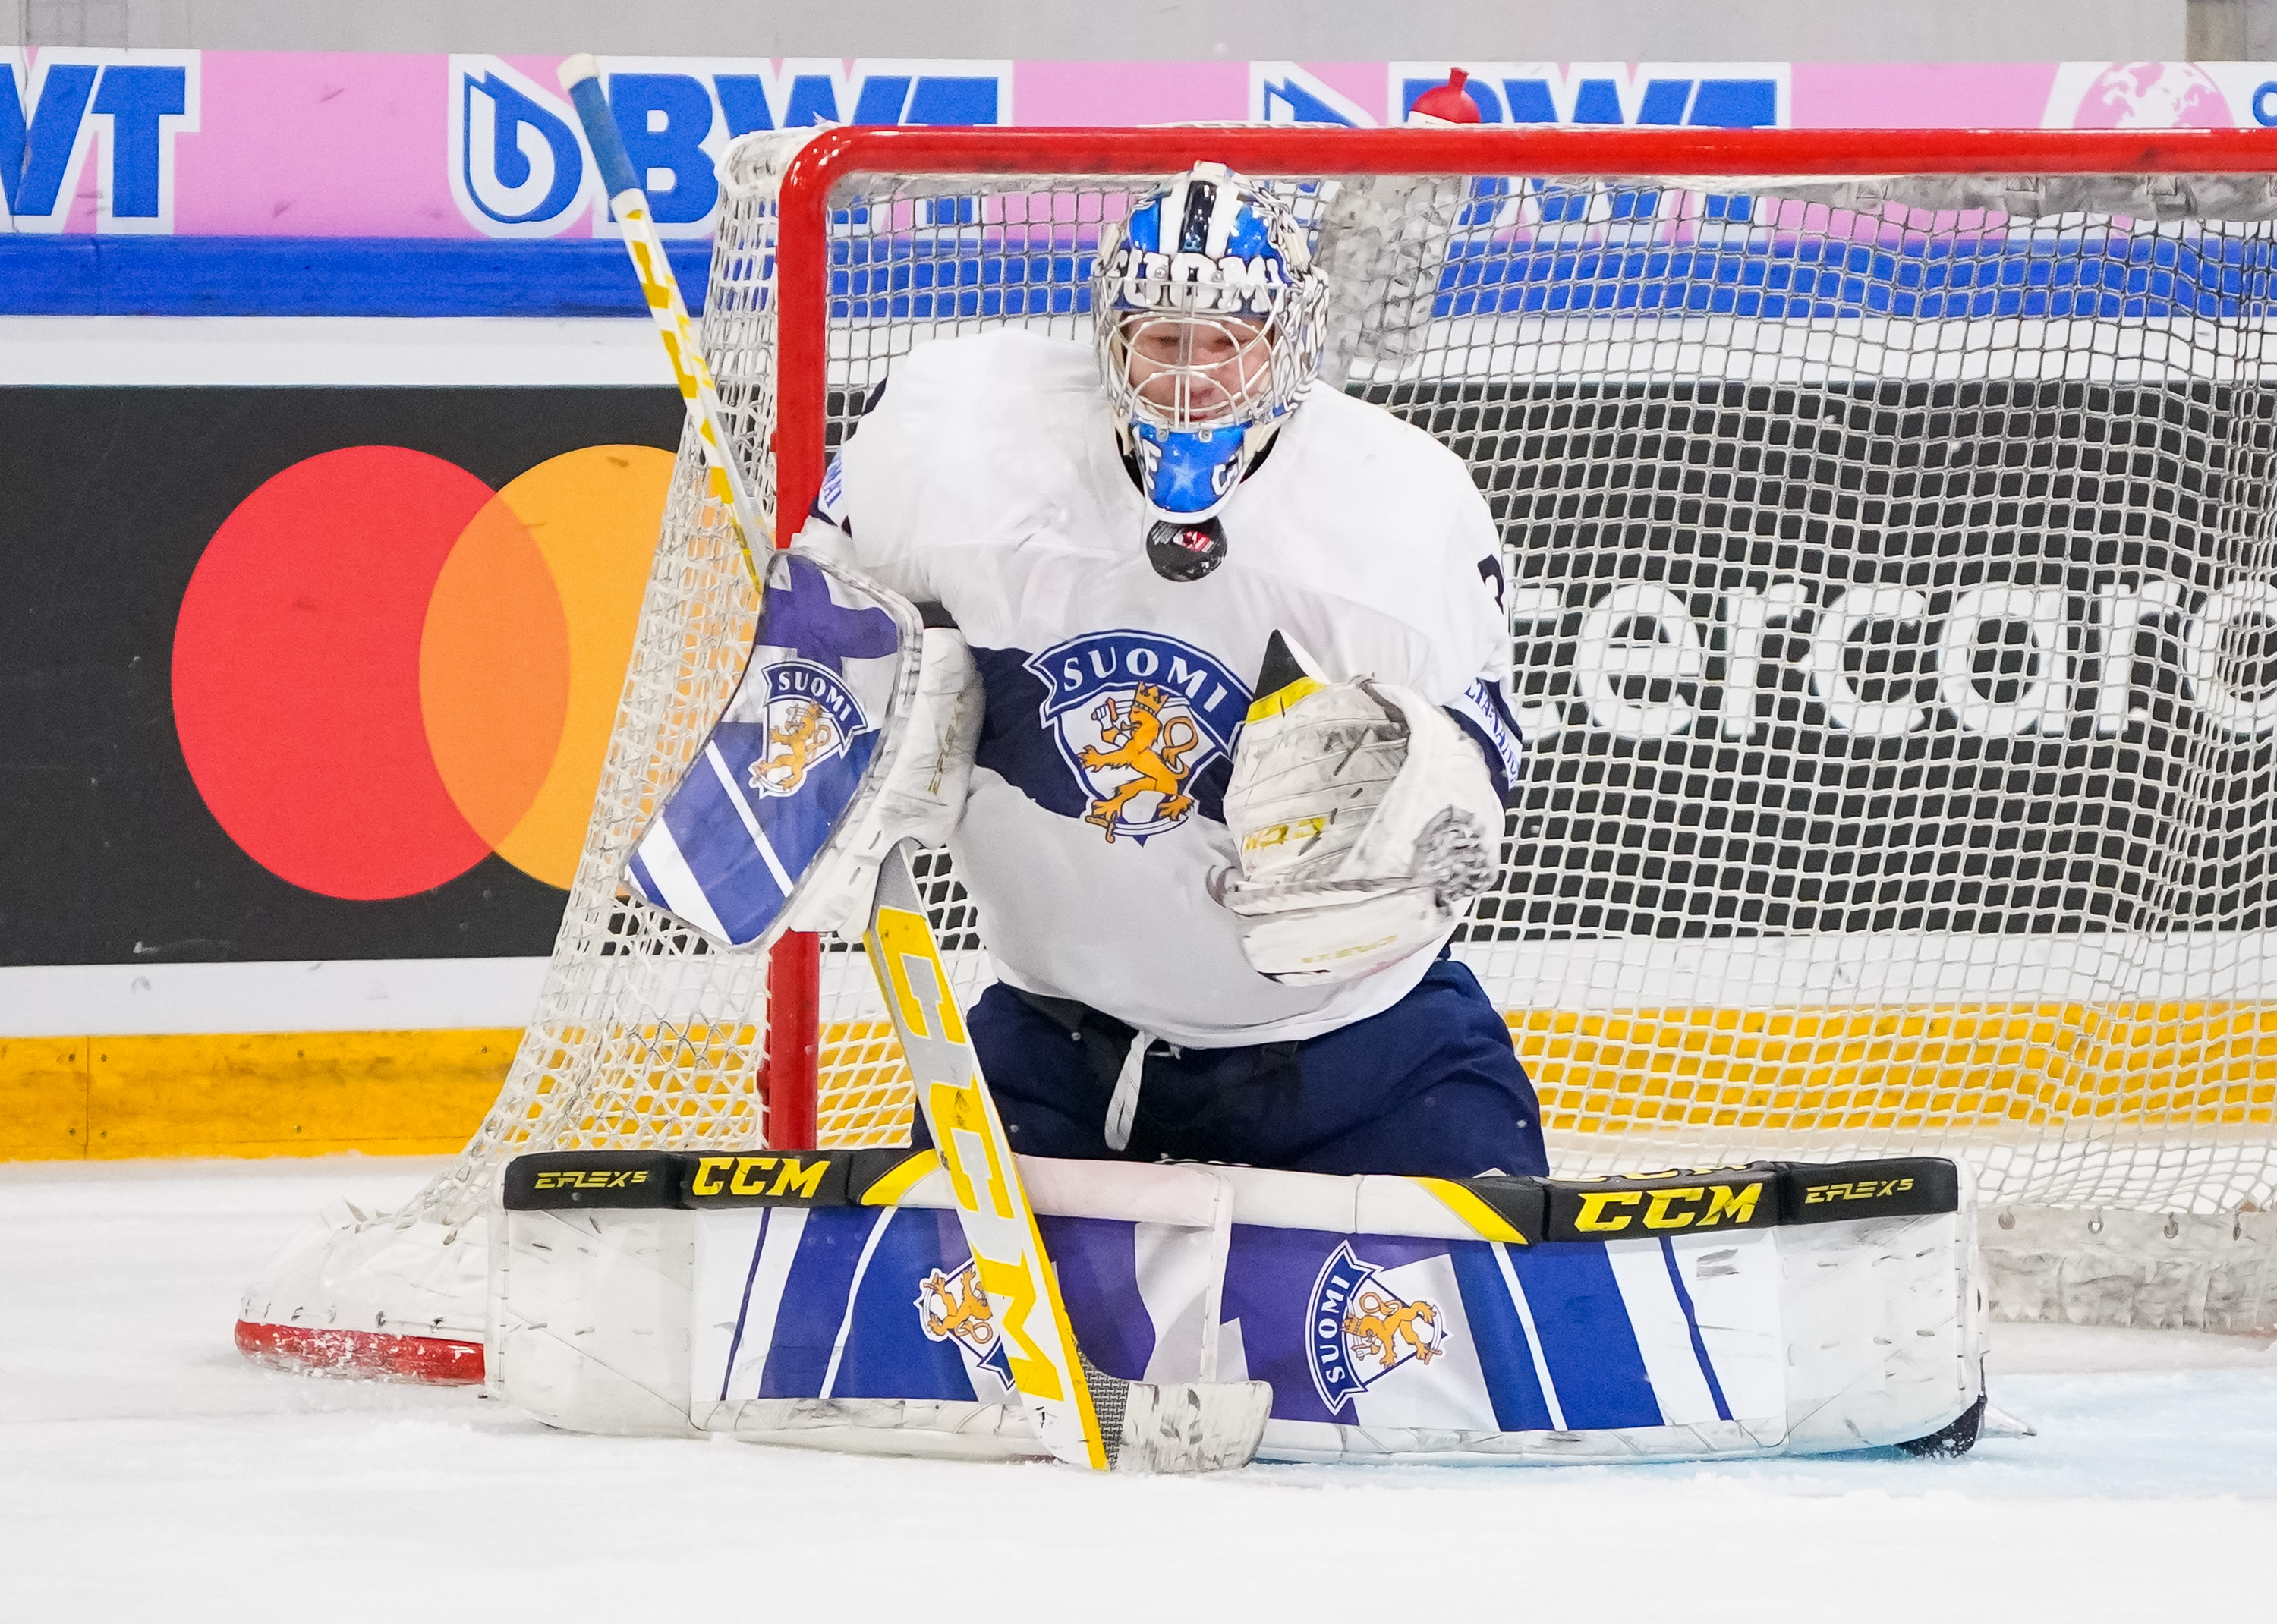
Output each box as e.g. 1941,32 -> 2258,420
915,1264 -> 996,1352
1343,1289 -> 1441,1372
1077,684 -> 1201,841
749,699 -> 842,796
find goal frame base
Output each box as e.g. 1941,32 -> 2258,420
232,1320 -> 485,1385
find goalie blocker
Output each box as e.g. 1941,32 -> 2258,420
619,544 -> 981,949
489,1148 -> 1988,1464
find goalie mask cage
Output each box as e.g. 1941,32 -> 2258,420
271,125 -> 2277,1358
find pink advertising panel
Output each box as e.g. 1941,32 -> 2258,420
7,55 -> 2277,242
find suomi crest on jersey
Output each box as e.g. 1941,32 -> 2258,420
1024,631 -> 1248,845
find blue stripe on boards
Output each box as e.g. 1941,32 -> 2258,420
822,228 -> 2277,323
1507,1242 -> 1661,1430
757,1207 -> 876,1399
1430,230 -> 2277,321
0,236 -> 716,317
1661,1235 -> 1734,1423
1447,1241 -> 1556,1432
9,229 -> 2269,321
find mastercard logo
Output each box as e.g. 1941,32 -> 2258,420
173,444 -> 676,902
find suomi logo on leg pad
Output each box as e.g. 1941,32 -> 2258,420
1307,1241 -> 1449,1415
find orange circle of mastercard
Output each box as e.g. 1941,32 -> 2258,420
172,443 -> 676,901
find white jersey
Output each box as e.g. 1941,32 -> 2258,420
811,331 -> 1521,1047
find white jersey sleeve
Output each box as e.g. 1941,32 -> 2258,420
1285,398 -> 1525,798
1442,549 -> 1528,799
814,338 -> 1112,611
805,381 -> 940,605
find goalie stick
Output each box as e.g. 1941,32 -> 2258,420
558,55 -> 765,593
559,61 -> 1268,1471
864,840 -> 1271,1472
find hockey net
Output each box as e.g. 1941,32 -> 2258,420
392,127 -> 2277,1273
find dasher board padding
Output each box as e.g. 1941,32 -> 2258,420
488,1150 -> 1985,1464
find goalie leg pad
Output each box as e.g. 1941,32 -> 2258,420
495,1153 -> 1982,1465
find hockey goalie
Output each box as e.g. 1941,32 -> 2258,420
485,156 -> 1989,1471
796,160 -> 1538,1179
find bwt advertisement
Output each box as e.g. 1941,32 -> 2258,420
5,55 -> 2277,307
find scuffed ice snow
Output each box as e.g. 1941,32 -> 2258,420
4,1157 -> 2273,1619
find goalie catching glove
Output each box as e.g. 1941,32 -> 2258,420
1213,632 -> 1504,984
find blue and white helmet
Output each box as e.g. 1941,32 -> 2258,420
1094,163 -> 1330,535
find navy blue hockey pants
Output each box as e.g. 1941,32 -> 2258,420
911,954 -> 1547,1179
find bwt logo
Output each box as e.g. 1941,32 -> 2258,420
449,55 -> 1011,239
1397,62 -> 1787,131
1249,61 -> 1786,131
1,49 -> 200,233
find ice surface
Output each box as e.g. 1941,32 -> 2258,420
5,1157 -> 2273,1619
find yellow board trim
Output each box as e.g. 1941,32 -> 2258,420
11,998 -> 2274,1164
814,1003 -> 2277,1144
1510,1004 -> 2277,1133
1413,1177 -> 1529,1243
0,1029 -> 515,1161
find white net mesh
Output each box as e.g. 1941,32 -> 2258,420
400,134 -> 2277,1229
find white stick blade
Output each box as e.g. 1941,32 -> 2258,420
1115,1380 -> 1272,1475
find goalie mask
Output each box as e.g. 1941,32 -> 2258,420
1094,162 -> 1331,579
